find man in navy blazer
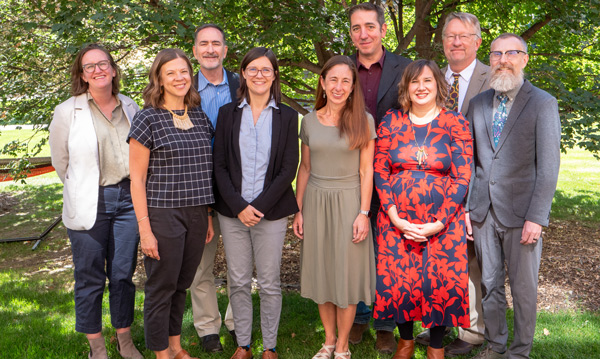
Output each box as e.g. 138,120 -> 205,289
190,23 -> 240,354
467,34 -> 561,359
347,2 -> 411,354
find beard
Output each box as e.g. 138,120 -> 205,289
489,65 -> 524,92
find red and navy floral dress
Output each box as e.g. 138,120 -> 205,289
373,108 -> 473,328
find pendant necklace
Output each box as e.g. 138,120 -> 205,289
408,113 -> 433,168
166,105 -> 194,130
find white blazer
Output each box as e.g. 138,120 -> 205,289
49,93 -> 139,230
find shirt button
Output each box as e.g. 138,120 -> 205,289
368,89 -> 371,92
490,180 -> 496,185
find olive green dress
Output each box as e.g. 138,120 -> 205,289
299,111 -> 376,308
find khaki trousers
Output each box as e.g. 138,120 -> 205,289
457,240 -> 485,344
190,215 -> 234,337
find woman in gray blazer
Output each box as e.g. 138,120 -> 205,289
49,44 -> 142,359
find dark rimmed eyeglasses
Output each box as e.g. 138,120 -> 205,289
82,60 -> 111,73
489,50 -> 527,61
245,67 -> 274,78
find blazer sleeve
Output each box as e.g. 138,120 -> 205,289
434,112 -> 473,226
49,101 -> 71,183
213,106 -> 250,216
250,107 -> 299,214
526,95 -> 561,226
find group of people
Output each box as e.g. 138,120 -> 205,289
49,3 -> 561,359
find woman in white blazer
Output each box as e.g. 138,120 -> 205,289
49,44 -> 143,359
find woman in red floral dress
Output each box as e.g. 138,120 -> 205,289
373,59 -> 473,359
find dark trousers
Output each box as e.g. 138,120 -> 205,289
143,206 -> 208,351
353,212 -> 396,332
68,180 -> 139,334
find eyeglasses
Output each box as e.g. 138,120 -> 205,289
489,50 -> 527,61
82,60 -> 111,73
245,67 -> 274,78
442,33 -> 478,42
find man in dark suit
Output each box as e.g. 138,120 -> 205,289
190,23 -> 240,354
467,33 -> 561,359
346,3 -> 411,354
416,12 -> 490,357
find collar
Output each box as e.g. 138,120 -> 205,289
87,91 -> 121,106
197,67 -> 229,91
238,97 -> 278,110
494,78 -> 524,101
356,46 -> 387,70
446,59 -> 477,82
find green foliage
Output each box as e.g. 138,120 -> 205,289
1,0 -> 599,181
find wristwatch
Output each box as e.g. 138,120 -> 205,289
359,210 -> 370,216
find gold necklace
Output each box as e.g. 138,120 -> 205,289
408,113 -> 433,168
166,105 -> 194,130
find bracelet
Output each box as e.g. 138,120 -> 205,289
137,216 -> 149,223
359,210 -> 370,216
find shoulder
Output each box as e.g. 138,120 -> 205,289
385,50 -> 412,67
524,81 -> 556,103
277,103 -> 298,117
118,94 -> 140,110
471,88 -> 494,105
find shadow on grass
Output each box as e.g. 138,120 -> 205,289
551,189 -> 600,223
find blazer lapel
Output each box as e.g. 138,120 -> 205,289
73,94 -> 99,158
483,91 -> 496,149
268,106 -> 282,179
495,81 -> 532,152
232,106 -> 243,166
377,50 -> 398,104
461,61 -> 489,114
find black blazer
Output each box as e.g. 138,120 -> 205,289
213,101 -> 299,220
350,49 -> 412,126
193,68 -> 240,104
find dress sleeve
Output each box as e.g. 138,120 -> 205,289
299,113 -> 309,145
367,113 -> 376,140
434,111 -> 473,225
373,111 -> 396,214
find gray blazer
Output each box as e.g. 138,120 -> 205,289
443,59 -> 490,116
466,80 -> 561,227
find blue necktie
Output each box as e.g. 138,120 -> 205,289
493,94 -> 509,147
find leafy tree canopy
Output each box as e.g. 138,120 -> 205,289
1,0 -> 599,180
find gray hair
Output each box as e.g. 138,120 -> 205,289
443,12 -> 482,39
491,33 -> 528,53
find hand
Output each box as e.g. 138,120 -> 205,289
465,212 -> 474,241
387,207 -> 427,242
521,220 -> 542,245
139,225 -> 160,260
293,211 -> 304,239
352,213 -> 370,243
206,215 -> 215,243
415,221 -> 444,238
238,205 -> 264,227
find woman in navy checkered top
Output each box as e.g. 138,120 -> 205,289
128,48 -> 215,359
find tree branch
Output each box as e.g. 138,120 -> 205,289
521,14 -> 552,41
282,93 -> 309,115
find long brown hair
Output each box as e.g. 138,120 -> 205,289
397,59 -> 448,110
70,44 -> 120,96
142,48 -> 201,109
237,47 -> 281,105
315,55 -> 370,150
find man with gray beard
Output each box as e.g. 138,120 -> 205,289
466,33 -> 561,359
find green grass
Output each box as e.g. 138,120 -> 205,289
0,128 -> 50,158
551,148 -> 600,223
0,271 -> 598,359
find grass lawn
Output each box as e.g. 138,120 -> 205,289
0,128 -> 51,158
1,135 -> 599,358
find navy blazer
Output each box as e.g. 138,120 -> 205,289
193,68 -> 240,105
213,101 -> 299,220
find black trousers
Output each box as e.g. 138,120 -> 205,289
143,205 -> 208,351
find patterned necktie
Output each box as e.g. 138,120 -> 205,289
493,94 -> 509,147
447,73 -> 460,111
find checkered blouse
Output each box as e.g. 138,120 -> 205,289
128,106 -> 215,208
